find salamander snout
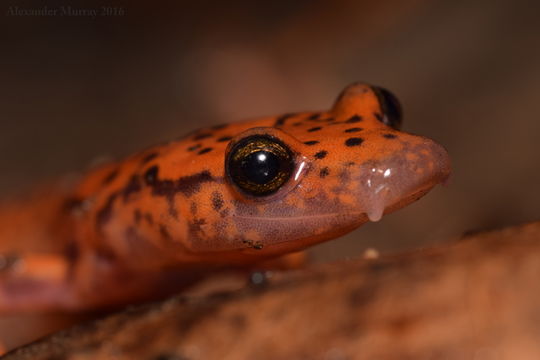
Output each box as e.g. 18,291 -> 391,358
354,136 -> 451,222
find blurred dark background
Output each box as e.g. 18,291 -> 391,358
1,0 -> 540,259
1,0 -> 540,352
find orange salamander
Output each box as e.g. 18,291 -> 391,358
0,82 -> 450,311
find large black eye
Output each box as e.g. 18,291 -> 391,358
372,86 -> 402,130
226,135 -> 294,196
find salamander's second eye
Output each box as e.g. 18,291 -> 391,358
226,135 -> 294,197
373,86 -> 402,130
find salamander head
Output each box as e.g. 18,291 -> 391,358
158,82 -> 450,258
89,82 -> 451,264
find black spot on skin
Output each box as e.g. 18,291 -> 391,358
383,133 -> 397,139
96,193 -> 118,229
149,178 -> 174,197
323,117 -> 335,122
144,166 -> 159,186
145,171 -> 217,221
144,212 -> 154,226
189,218 -> 207,234
314,150 -> 328,159
102,169 -> 119,185
151,171 -> 215,199
212,191 -> 224,211
198,147 -> 213,155
308,113 -> 320,120
141,152 -> 158,164
345,127 -> 363,133
320,167 -> 330,178
307,126 -> 322,132
193,133 -> 212,141
146,168 -> 219,220
345,137 -> 364,147
374,112 -> 383,121
293,122 -> 303,126
122,175 -> 142,202
304,140 -> 319,146
217,136 -> 233,143
274,113 -> 294,127
187,144 -> 201,152
345,115 -> 363,123
212,123 -> 228,130
134,209 -> 142,224
177,171 -> 215,196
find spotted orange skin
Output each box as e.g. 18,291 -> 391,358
0,83 -> 450,310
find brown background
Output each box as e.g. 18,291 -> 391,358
1,0 -> 539,260
1,0 -> 540,352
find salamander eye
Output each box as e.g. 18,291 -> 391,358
372,86 -> 402,130
226,135 -> 294,197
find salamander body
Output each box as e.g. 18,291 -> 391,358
0,83 -> 450,311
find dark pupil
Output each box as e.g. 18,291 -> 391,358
227,135 -> 294,197
373,86 -> 402,130
241,150 -> 279,184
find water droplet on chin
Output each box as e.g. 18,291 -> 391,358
366,204 -> 384,222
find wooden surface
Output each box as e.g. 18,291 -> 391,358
4,221 -> 540,360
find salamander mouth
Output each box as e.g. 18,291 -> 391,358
230,186 -> 437,254
233,172 -> 445,224
232,186 -> 432,224
233,211 -> 365,222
